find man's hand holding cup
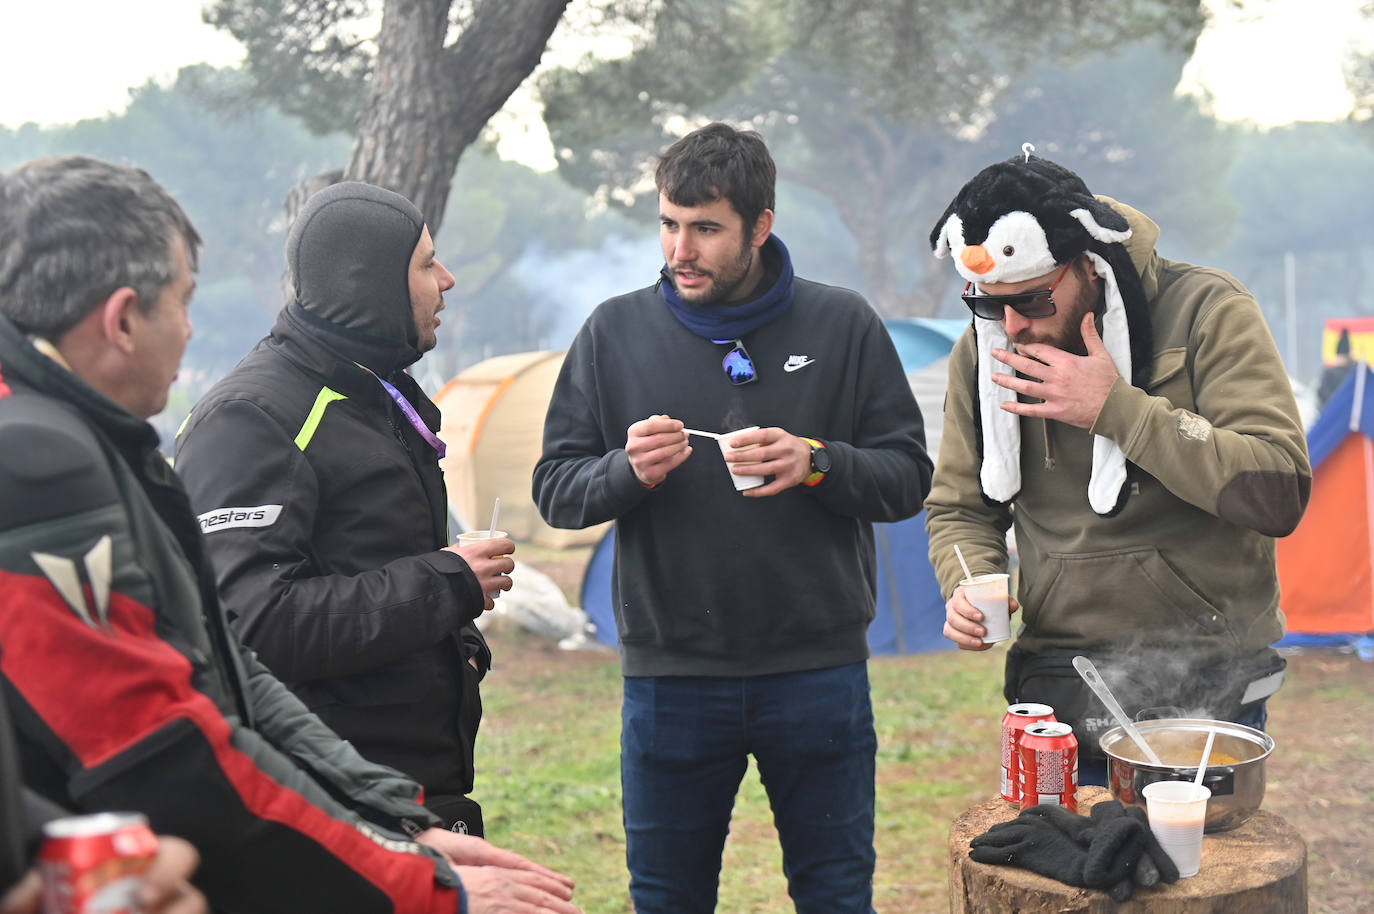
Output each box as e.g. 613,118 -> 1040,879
945,575 -> 1017,651
450,531 -> 515,611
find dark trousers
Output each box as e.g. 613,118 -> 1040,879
620,663 -> 878,914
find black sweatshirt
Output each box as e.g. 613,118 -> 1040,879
533,276 -> 932,677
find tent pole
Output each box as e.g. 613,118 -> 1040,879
1284,252 -> 1297,374
1353,359 -> 1367,434
876,524 -> 905,654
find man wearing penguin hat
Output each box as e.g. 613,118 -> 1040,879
924,148 -> 1311,783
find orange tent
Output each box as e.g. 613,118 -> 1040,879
1276,363 -> 1374,636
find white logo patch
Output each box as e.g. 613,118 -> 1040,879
783,355 -> 815,373
198,505 -> 283,533
32,535 -> 113,629
1176,412 -> 1212,442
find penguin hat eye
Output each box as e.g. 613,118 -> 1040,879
1002,245 -> 1016,257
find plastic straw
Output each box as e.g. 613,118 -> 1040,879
683,428 -> 721,439
489,497 -> 501,535
954,544 -> 975,582
1193,728 -> 1216,788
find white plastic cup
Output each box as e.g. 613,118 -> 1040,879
961,572 -> 1011,643
718,426 -> 765,491
1142,780 -> 1210,878
456,529 -> 510,600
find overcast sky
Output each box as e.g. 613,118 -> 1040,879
0,0 -> 1370,168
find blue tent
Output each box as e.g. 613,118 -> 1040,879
579,517 -> 952,655
577,317 -> 964,655
884,317 -> 967,368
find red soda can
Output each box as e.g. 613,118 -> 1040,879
1000,702 -> 1055,804
37,812 -> 158,914
1110,754 -> 1136,804
1018,721 -> 1078,811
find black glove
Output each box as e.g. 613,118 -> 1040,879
1080,801 -> 1181,900
1132,844 -> 1162,890
1124,804 -> 1180,885
1026,803 -> 1094,842
968,804 -> 1091,886
1083,806 -> 1145,900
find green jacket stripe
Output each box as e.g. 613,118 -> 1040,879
295,388 -> 347,451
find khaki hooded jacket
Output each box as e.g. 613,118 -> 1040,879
925,198 -> 1311,663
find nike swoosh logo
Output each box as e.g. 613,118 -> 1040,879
783,358 -> 815,372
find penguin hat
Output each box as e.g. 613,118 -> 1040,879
930,145 -> 1152,516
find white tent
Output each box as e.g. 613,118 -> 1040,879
434,350 -> 609,548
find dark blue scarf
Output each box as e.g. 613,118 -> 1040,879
658,235 -> 795,340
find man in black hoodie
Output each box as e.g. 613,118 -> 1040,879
175,182 -> 513,838
533,123 -> 931,914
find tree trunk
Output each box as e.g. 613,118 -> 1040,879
346,0 -> 572,235
949,787 -> 1308,913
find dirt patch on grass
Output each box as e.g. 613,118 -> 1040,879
1262,649 -> 1374,914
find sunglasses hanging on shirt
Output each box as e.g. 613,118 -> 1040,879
713,338 -> 757,385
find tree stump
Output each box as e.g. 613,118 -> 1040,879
948,787 -> 1307,913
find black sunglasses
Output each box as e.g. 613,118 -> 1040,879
961,263 -> 1073,321
713,338 -> 757,385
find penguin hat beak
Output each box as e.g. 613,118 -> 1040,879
960,244 -> 996,275
937,211 -> 1057,286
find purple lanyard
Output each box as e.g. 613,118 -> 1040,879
363,367 -> 447,459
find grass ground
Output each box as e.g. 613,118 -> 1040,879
475,549 -> 1374,914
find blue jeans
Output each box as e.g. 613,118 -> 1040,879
1078,701 -> 1270,787
621,663 -> 877,914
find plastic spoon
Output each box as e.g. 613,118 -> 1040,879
683,428 -> 721,439
1071,655 -> 1165,766
489,497 -> 501,536
1193,728 -> 1216,788
954,545 -> 975,582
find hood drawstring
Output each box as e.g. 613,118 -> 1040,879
1042,418 -> 1056,471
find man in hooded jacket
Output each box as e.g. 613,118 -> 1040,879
175,182 -> 511,835
924,153 -> 1310,785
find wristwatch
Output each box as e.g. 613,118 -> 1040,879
800,437 -> 830,487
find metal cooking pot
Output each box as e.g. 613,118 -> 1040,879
1099,718 -> 1274,832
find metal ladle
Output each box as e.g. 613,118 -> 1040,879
1072,655 -> 1165,766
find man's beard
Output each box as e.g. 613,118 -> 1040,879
673,239 -> 754,307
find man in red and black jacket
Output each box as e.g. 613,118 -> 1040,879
0,156 -> 577,914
